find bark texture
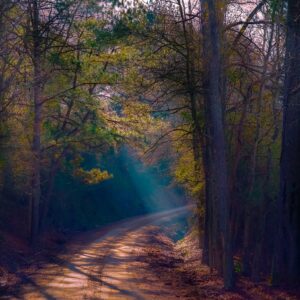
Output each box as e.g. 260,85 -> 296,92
201,0 -> 234,289
274,0 -> 300,284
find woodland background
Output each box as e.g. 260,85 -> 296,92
0,0 -> 300,289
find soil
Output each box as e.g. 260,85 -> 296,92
143,228 -> 300,300
0,207 -> 299,300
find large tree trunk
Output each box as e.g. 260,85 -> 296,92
274,0 -> 300,284
201,0 -> 234,289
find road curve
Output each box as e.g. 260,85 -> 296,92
7,206 -> 192,300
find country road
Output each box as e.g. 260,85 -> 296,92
5,206 -> 192,300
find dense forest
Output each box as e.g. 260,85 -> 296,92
0,0 -> 300,295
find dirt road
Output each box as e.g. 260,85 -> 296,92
5,206 -> 192,300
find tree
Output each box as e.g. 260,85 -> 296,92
273,0 -> 300,285
200,0 -> 234,289
19,0 -> 124,241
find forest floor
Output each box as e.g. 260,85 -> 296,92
146,229 -> 300,299
0,206 -> 300,300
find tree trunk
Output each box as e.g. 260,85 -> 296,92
273,0 -> 300,285
30,0 -> 42,243
201,0 -> 234,289
177,0 -> 209,261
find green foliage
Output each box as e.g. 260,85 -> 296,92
174,149 -> 203,196
234,260 -> 242,274
74,168 -> 113,184
0,2 -> 286,281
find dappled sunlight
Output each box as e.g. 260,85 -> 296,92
7,207 -> 190,300
1,0 -> 300,296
